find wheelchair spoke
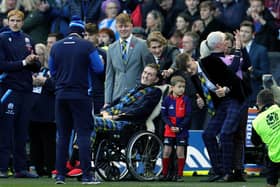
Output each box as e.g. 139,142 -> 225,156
127,131 -> 163,181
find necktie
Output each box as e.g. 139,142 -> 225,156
198,73 -> 215,116
121,40 -> 127,64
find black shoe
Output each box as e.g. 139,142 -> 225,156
218,174 -> 235,182
14,170 -> 39,178
176,176 -> 184,182
233,172 -> 246,182
158,175 -> 168,181
200,174 -> 223,182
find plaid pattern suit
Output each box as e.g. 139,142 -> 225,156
92,85 -> 162,143
195,54 -> 249,175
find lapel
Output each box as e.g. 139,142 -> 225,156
249,41 -> 257,57
126,36 -> 137,63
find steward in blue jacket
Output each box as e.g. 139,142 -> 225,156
0,10 -> 41,178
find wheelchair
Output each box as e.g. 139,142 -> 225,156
92,84 -> 170,181
92,124 -> 163,181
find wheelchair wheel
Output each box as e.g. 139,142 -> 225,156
94,139 -> 129,181
126,131 -> 163,181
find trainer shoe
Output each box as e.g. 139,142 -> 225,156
81,176 -> 101,185
14,170 -> 39,178
67,168 -> 82,177
176,176 -> 184,182
55,175 -> 65,184
0,171 -> 8,178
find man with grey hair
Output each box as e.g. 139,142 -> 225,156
176,31 -> 249,182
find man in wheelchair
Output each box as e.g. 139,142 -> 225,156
92,63 -> 162,143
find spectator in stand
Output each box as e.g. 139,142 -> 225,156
29,43 -> 56,177
145,10 -> 164,37
46,33 -> 64,59
0,0 -> 22,29
85,23 -> 107,114
104,13 -> 150,106
168,30 -> 183,49
224,32 -> 235,55
98,28 -> 116,51
199,0 -> 226,41
239,20 -> 270,107
264,0 -> 280,27
21,0 -> 51,44
0,9 -> 41,178
156,0 -> 185,38
181,31 -> 200,60
175,13 -> 191,36
191,18 -> 205,36
47,0 -> 71,37
183,0 -> 201,23
132,26 -> 147,40
161,75 -> 192,182
146,31 -> 180,75
246,0 -> 278,51
215,0 -> 249,32
69,0 -> 103,23
98,0 -> 121,39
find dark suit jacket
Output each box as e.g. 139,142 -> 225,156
145,45 -> 180,71
192,54 -> 249,107
247,41 -> 270,105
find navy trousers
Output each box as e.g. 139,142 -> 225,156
202,98 -> 242,175
55,98 -> 93,178
0,88 -> 33,172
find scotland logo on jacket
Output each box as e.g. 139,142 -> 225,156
5,102 -> 15,115
25,37 -> 32,52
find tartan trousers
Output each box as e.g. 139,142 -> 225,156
91,116 -> 131,143
202,98 -> 243,175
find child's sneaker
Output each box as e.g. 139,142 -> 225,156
55,175 -> 65,184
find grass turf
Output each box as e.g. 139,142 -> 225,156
0,176 -> 266,187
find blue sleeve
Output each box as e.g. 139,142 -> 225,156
89,50 -> 104,73
161,96 -> 174,127
48,56 -> 56,77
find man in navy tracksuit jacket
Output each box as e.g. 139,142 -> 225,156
49,17 -> 104,184
0,10 -> 41,178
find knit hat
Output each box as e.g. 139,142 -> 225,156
69,16 -> 85,36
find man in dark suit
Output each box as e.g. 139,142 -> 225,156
146,31 -> 180,74
175,31 -> 249,182
239,20 -> 270,107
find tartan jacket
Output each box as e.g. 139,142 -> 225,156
104,84 -> 162,123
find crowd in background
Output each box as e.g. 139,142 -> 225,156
0,0 -> 280,183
